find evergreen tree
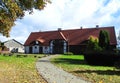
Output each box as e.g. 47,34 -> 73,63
118,30 -> 120,47
99,30 -> 110,50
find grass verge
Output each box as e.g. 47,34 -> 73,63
51,55 -> 120,83
0,54 -> 47,83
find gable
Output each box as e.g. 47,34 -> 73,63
4,39 -> 24,48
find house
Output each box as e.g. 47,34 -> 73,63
24,26 -> 117,54
4,39 -> 24,53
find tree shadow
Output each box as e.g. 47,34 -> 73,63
73,70 -> 120,76
51,58 -> 87,65
51,56 -> 120,76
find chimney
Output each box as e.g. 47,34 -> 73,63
58,28 -> 62,31
96,25 -> 99,28
80,26 -> 83,29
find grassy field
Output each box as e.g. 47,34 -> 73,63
0,54 -> 47,83
51,55 -> 120,83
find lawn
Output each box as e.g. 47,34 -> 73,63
51,55 -> 120,83
0,54 -> 47,83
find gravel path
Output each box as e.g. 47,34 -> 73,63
36,55 -> 91,83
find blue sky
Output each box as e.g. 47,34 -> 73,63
0,0 -> 120,44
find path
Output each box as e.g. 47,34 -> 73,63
36,55 -> 91,83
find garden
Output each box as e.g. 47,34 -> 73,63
84,30 -> 120,66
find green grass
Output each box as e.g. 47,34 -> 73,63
51,55 -> 120,83
0,54 -> 47,83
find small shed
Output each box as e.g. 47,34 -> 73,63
4,39 -> 24,53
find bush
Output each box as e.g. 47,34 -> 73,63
64,52 -> 73,55
85,36 -> 103,54
114,59 -> 120,69
84,30 -> 118,66
16,55 -> 21,57
9,53 -> 13,56
34,55 -> 37,58
84,52 -> 120,66
23,55 -> 27,57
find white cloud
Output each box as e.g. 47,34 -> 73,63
0,0 -> 120,44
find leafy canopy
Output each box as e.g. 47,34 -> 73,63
0,0 -> 51,37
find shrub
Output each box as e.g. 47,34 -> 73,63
86,36 -> 102,53
9,53 -> 13,56
34,55 -> 37,58
3,53 -> 7,56
114,59 -> 120,69
64,52 -> 73,55
23,55 -> 27,57
16,55 -> 21,57
84,30 -> 118,66
84,52 -> 120,66
38,56 -> 41,58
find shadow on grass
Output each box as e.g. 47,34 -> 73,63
51,58 -> 87,65
52,58 -> 120,76
73,70 -> 120,76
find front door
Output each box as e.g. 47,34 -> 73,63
53,40 -> 64,54
29,46 -> 32,53
39,47 -> 43,53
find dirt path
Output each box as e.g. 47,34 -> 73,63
36,55 -> 91,83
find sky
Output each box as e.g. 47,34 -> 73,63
0,0 -> 120,44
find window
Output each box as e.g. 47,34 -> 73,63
36,41 -> 38,44
35,46 -> 37,49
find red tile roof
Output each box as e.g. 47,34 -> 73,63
24,26 -> 117,46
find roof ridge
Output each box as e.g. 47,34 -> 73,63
59,31 -> 67,41
4,39 -> 23,45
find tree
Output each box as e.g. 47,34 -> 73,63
118,31 -> 120,40
118,30 -> 120,47
99,30 -> 110,50
87,36 -> 102,52
0,0 -> 51,37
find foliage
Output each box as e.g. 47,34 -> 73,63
86,30 -> 111,53
117,30 -> 120,48
118,31 -> 120,40
64,52 -> 74,55
0,0 -> 51,37
99,30 -> 110,50
84,52 -> 120,66
86,36 -> 102,53
0,41 -> 7,51
114,59 -> 120,69
85,31 -> 119,66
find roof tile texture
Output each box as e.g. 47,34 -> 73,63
24,26 -> 117,46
